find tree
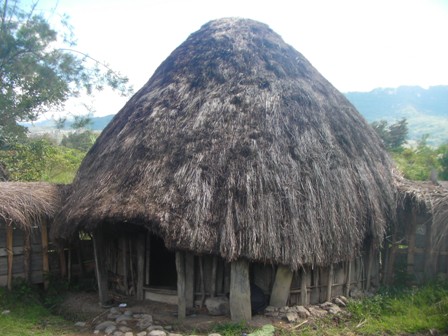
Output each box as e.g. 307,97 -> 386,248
371,118 -> 408,151
0,0 -> 132,147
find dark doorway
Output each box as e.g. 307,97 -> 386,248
149,235 -> 176,288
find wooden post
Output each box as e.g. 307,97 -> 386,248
230,259 -> 251,322
185,253 -> 195,308
145,232 -> 151,286
175,251 -> 186,320
23,230 -> 31,284
6,224 -> 14,291
136,234 -> 145,300
210,256 -> 218,298
120,237 -> 129,295
269,265 -> 293,307
300,267 -> 308,305
58,242 -> 67,279
93,231 -> 109,306
366,242 -> 374,291
41,221 -> 50,290
424,220 -> 434,279
345,260 -> 352,297
326,264 -> 334,302
199,256 -> 206,308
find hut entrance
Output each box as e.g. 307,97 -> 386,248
148,235 -> 176,288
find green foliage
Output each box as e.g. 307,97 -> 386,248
60,130 -> 98,152
212,322 -> 254,336
0,137 -> 85,182
0,0 -> 132,147
392,136 -> 447,181
371,118 -> 408,151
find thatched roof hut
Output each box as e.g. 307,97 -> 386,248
0,182 -> 67,231
55,18 -> 396,271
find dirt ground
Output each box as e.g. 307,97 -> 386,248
57,291 -> 275,334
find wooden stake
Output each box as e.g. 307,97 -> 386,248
93,231 -> 109,305
326,264 -> 334,302
345,260 -> 352,297
366,242 -> 374,291
300,267 -> 308,305
58,243 -> 67,279
120,237 -> 129,295
230,259 -> 251,322
175,251 -> 186,320
41,221 -> 50,290
6,224 -> 14,291
185,253 -> 195,308
199,256 -> 206,308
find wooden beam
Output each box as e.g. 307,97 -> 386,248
326,264 -> 334,302
300,267 -> 308,305
269,265 -> 293,307
136,234 -> 145,300
185,253 -> 195,308
210,256 -> 218,298
6,224 -> 13,291
175,251 -> 186,320
93,231 -> 109,306
230,259 -> 251,322
41,221 -> 50,290
120,237 -> 129,295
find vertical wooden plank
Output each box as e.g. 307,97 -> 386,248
58,243 -> 67,279
424,220 -> 434,280
345,260 -> 352,297
210,256 -> 218,298
230,259 -> 251,322
41,221 -> 50,291
136,234 -> 145,300
93,231 -> 109,305
175,251 -> 186,320
269,265 -> 293,307
23,230 -> 31,284
326,264 -> 334,302
366,242 -> 374,290
185,253 -> 195,308
300,267 -> 308,305
120,237 -> 129,295
145,232 -> 151,286
406,209 -> 417,281
6,224 -> 14,291
199,256 -> 206,308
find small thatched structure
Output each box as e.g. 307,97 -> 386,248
383,179 -> 448,284
55,18 -> 396,319
0,182 -> 68,289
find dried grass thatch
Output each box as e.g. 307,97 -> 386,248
396,178 -> 448,248
54,18 -> 396,270
0,182 -> 68,231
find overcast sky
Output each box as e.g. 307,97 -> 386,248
30,0 -> 448,118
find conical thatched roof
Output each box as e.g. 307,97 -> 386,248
0,182 -> 68,231
55,18 -> 396,269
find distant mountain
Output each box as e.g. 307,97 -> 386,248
345,86 -> 448,145
26,114 -> 115,131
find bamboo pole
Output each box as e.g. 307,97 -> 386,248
6,224 -> 14,291
23,230 -> 31,284
175,251 -> 186,320
41,221 -> 50,290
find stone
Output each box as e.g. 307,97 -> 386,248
116,315 -> 133,323
285,312 -> 298,323
169,334 -> 183,336
269,266 -> 294,307
205,297 -> 230,316
333,297 -> 346,307
328,306 -> 342,315
2,310 -> 11,315
120,326 -> 133,332
208,334 -> 222,336
264,306 -> 277,313
113,332 -> 124,336
74,321 -> 86,327
136,314 -> 153,330
124,310 -> 134,316
105,325 -> 118,335
279,306 -> 289,313
95,320 -> 117,331
148,331 -> 167,336
147,326 -> 164,332
137,332 -> 147,336
264,311 -> 279,318
124,332 -> 134,336
94,331 -> 100,334
296,305 -> 311,318
319,301 -> 334,310
164,326 -> 172,331
307,306 -> 327,317
339,296 -> 349,305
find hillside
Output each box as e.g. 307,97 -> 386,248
345,86 -> 448,145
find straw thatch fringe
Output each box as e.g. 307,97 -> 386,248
0,182 -> 68,231
54,18 -> 396,270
